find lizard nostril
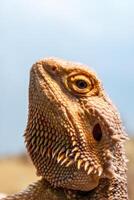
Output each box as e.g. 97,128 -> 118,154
92,123 -> 102,142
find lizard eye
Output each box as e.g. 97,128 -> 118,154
67,74 -> 93,94
75,79 -> 88,89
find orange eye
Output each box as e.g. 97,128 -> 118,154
67,74 -> 93,95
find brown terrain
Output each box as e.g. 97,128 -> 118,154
0,139 -> 134,200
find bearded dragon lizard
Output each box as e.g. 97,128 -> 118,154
2,58 -> 128,200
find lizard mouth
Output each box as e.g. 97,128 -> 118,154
66,167 -> 100,191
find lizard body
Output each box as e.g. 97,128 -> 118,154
2,58 -> 128,199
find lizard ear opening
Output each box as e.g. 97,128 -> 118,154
92,123 -> 102,142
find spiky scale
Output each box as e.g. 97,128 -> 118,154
77,159 -> 83,170
57,153 -> 65,163
72,146 -> 79,153
97,166 -> 103,177
65,160 -> 74,167
87,166 -> 94,175
84,161 -> 90,171
60,157 -> 70,166
74,152 -> 80,161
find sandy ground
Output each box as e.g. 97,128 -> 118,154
0,140 -> 134,199
0,154 -> 38,194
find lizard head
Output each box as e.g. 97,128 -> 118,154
25,58 -> 128,191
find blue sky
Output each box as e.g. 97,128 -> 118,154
0,0 -> 134,155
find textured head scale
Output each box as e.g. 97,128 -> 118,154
25,58 -> 128,191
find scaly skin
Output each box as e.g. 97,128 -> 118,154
2,58 -> 128,200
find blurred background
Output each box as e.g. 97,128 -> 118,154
0,0 -> 134,199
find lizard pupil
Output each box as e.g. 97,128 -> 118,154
92,123 -> 102,142
76,79 -> 87,89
